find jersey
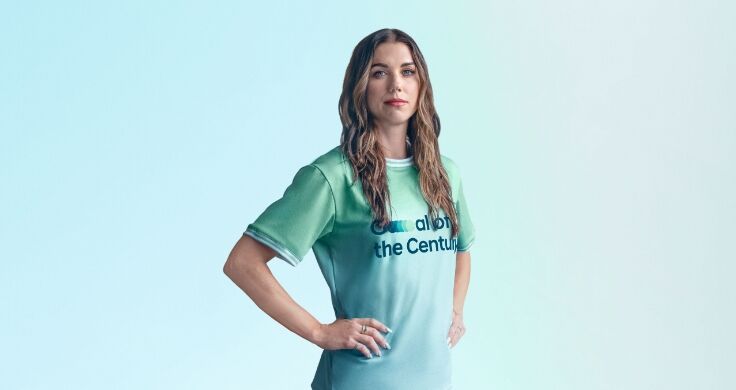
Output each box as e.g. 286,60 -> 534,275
243,145 -> 476,390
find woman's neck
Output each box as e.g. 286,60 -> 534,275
374,123 -> 410,159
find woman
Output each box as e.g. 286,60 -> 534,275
224,28 -> 475,390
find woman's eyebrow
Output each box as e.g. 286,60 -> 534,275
371,62 -> 416,68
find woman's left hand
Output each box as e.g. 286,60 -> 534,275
447,309 -> 466,349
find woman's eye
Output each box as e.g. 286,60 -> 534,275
372,69 -> 416,78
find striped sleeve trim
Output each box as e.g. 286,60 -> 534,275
243,228 -> 301,267
456,237 -> 475,253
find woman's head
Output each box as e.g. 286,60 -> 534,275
365,41 -> 420,134
339,28 -> 440,151
338,28 -> 460,238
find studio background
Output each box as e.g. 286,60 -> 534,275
2,1 -> 734,389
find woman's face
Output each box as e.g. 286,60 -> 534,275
366,42 -> 420,130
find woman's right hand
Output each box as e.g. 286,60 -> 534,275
312,318 -> 392,359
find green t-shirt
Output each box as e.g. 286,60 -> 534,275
244,145 -> 475,390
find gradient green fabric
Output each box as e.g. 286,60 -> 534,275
244,145 -> 475,390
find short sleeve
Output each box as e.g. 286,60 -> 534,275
243,164 -> 336,266
454,173 -> 476,252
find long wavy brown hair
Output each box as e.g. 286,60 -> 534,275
338,28 -> 460,238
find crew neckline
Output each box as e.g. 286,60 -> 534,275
385,155 -> 414,168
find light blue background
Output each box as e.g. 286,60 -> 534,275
2,1 -> 734,389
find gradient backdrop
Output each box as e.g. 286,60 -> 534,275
2,1 -> 734,389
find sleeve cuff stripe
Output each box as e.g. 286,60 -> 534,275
243,229 -> 301,267
457,237 -> 475,252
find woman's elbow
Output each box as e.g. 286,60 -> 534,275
223,255 -> 240,277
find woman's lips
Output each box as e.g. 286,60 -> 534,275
385,101 -> 407,107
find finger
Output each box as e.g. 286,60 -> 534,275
350,340 -> 372,359
355,321 -> 390,349
357,334 -> 383,357
365,326 -> 390,349
453,331 -> 463,347
448,326 -> 459,347
450,325 -> 466,347
367,318 -> 391,333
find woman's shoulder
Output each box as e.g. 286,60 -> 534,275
439,153 -> 462,177
304,145 -> 351,186
309,144 -> 343,165
307,144 -> 344,169
439,153 -> 472,192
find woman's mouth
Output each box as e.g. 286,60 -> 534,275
384,100 -> 408,107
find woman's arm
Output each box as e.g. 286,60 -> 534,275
223,235 -> 323,345
223,235 -> 390,358
448,250 -> 471,348
453,251 -> 471,315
